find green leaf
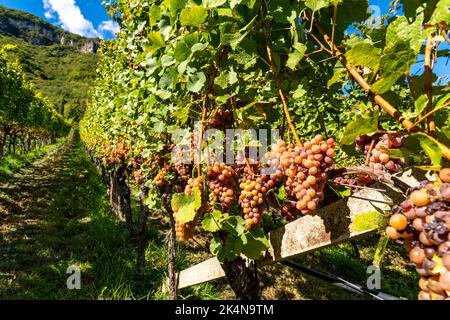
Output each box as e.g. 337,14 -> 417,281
385,15 -> 423,54
223,215 -> 246,237
429,0 -> 450,24
340,106 -> 379,145
286,43 -> 307,70
214,69 -> 238,89
414,95 -> 428,115
292,84 -> 306,99
242,227 -> 270,260
202,210 -> 223,232
146,32 -> 165,54
435,93 -> 450,109
221,32 -> 249,50
371,41 -> 417,94
327,62 -> 345,87
202,0 -> 226,8
373,235 -> 389,267
180,6 -> 208,27
210,236 -> 223,256
187,71 -> 206,92
171,187 -> 202,224
174,39 -> 191,62
149,5 -> 162,26
275,186 -> 287,203
305,0 -> 331,11
350,211 -> 386,233
345,41 -> 381,71
412,133 -> 442,167
268,1 -> 290,23
165,0 -> 187,13
221,237 -> 243,261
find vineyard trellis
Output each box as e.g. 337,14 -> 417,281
80,0 -> 450,300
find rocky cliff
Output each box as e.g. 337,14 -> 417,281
0,5 -> 99,53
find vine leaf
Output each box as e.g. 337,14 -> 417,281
412,133 -> 442,167
345,41 -> 381,72
241,226 -> 270,260
429,0 -> 450,24
340,105 -> 379,146
286,43 -> 307,70
180,6 -> 208,27
202,210 -> 225,232
171,187 -> 201,224
305,0 -> 331,11
187,71 -> 206,93
372,16 -> 423,94
373,234 -> 389,268
350,210 -> 386,233
203,0 -> 226,8
145,32 -> 165,53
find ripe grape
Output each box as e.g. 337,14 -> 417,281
154,166 -> 169,186
207,162 -> 237,212
386,169 -> 450,299
439,168 -> 450,183
354,133 -> 405,187
208,108 -> 233,131
389,213 -> 408,231
276,135 -> 335,218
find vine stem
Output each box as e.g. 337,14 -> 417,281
410,101 -> 450,130
424,35 -> 435,132
365,139 -> 376,166
262,15 -> 302,147
306,12 -> 450,161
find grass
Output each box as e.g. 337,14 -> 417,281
0,138 -> 65,177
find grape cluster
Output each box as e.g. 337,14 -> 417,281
386,168 -> 450,300
207,163 -> 237,212
174,176 -> 204,241
274,135 -> 335,219
239,175 -> 275,229
134,169 -> 144,184
154,165 -> 169,186
356,133 -> 405,173
175,220 -> 195,242
184,176 -> 204,195
333,173 -> 373,193
209,108 -> 233,130
172,145 -> 192,182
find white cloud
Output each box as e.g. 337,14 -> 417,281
44,11 -> 54,19
43,0 -> 100,38
98,20 -> 119,38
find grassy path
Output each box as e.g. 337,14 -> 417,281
0,134 -> 100,298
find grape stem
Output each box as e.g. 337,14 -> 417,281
410,101 -> 450,130
304,11 -> 450,161
364,139 -> 376,166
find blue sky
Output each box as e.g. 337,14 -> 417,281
0,0 -> 117,39
0,0 -> 447,82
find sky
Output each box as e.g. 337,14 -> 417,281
0,0 -> 118,39
0,0 -> 447,82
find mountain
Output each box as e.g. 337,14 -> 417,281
0,5 -> 99,121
